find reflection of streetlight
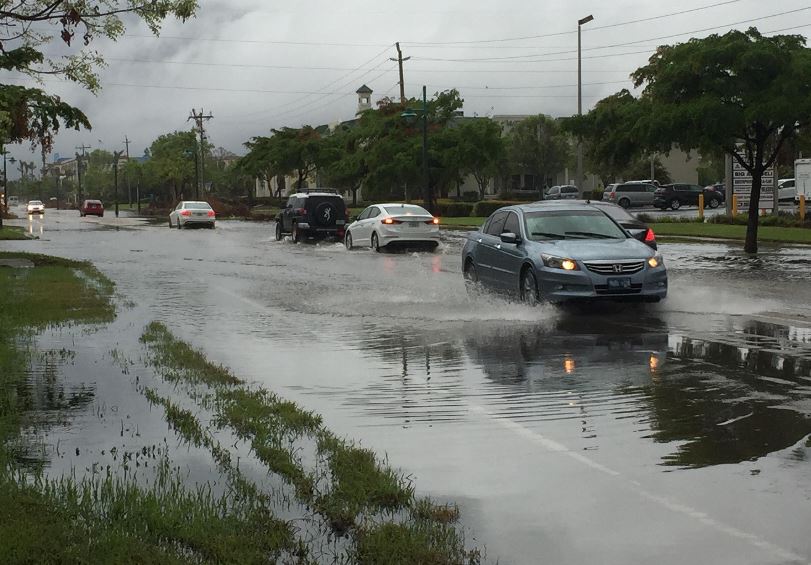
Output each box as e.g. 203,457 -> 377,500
576,14 -> 594,194
563,356 -> 576,375
401,85 -> 433,215
649,354 -> 660,373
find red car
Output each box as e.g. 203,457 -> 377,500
80,199 -> 104,217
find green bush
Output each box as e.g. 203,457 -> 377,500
707,212 -> 811,228
497,191 -> 541,202
436,201 -> 474,217
472,200 -> 524,217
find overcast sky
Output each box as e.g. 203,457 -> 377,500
3,0 -> 810,174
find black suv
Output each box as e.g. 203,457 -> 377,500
275,190 -> 348,242
653,184 -> 722,210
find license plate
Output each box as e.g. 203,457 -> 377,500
408,221 -> 419,227
608,277 -> 632,289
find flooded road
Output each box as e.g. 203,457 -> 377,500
5,209 -> 811,564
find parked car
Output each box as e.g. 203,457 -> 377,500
705,183 -> 726,203
345,203 -> 440,251
544,185 -> 579,200
602,182 -> 658,208
461,202 -> 667,304
26,200 -> 44,215
80,199 -> 104,217
7,195 -> 19,207
275,190 -> 347,243
777,178 -> 796,202
654,184 -> 723,210
585,201 -> 657,250
168,201 -> 216,229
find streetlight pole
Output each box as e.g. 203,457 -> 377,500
576,14 -> 594,193
422,85 -> 431,214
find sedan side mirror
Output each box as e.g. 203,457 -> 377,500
500,232 -> 520,244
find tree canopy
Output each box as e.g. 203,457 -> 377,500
0,0 -> 197,150
506,115 -> 571,194
632,27 -> 811,252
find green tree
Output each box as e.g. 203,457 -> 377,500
451,118 -> 505,199
563,90 -> 646,187
242,126 -> 323,191
506,115 -> 571,196
631,27 -> 811,253
82,149 -> 114,200
0,1 -> 197,150
148,131 -> 198,203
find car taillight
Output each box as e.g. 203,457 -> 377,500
644,228 -> 656,242
609,192 -> 616,200
425,217 -> 440,225
382,217 -> 401,225
180,210 -> 191,216
207,210 -> 215,217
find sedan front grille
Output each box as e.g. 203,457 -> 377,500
584,261 -> 645,275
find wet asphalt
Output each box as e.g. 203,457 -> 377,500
4,209 -> 811,565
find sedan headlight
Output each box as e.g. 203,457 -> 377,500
542,254 -> 579,271
647,255 -> 663,269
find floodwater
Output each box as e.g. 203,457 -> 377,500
5,209 -> 811,565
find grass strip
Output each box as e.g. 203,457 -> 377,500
0,226 -> 27,240
650,222 -> 811,244
141,321 -> 480,564
0,255 -> 303,564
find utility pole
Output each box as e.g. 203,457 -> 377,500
113,150 -> 123,218
576,14 -> 594,194
421,85 -> 431,214
75,145 -> 90,205
123,135 -> 131,205
187,109 -> 213,199
1,146 -> 6,229
389,43 -> 411,105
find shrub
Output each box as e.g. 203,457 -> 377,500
436,202 -> 474,217
707,212 -> 811,228
497,191 -> 541,202
472,200 -> 524,217
459,191 -> 480,202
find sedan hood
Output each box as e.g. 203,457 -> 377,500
534,237 -> 654,260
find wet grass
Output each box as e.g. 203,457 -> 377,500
0,226 -> 27,240
650,223 -> 811,244
142,321 -> 481,564
0,255 -> 305,563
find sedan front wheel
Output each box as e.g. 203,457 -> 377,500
520,269 -> 540,306
345,231 -> 354,250
670,200 -> 681,211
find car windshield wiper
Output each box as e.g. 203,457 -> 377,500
564,231 -> 618,239
531,232 -> 565,239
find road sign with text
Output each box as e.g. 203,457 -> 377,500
733,150 -> 775,212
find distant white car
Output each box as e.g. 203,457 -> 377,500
27,200 -> 44,214
345,203 -> 440,251
169,201 -> 216,229
777,178 -> 796,202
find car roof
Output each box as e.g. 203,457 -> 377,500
290,191 -> 343,198
376,203 -> 429,208
180,200 -> 211,205
510,201 -> 606,213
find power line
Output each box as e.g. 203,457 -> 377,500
412,7 -> 811,63
403,0 -> 743,45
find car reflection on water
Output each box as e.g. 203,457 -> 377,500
458,314 -> 811,469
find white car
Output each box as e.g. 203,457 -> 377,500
345,203 -> 440,251
26,200 -> 44,214
777,178 -> 796,202
169,201 -> 216,229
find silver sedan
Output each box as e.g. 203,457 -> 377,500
462,202 -> 667,304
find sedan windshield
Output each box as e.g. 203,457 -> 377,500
524,210 -> 627,241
